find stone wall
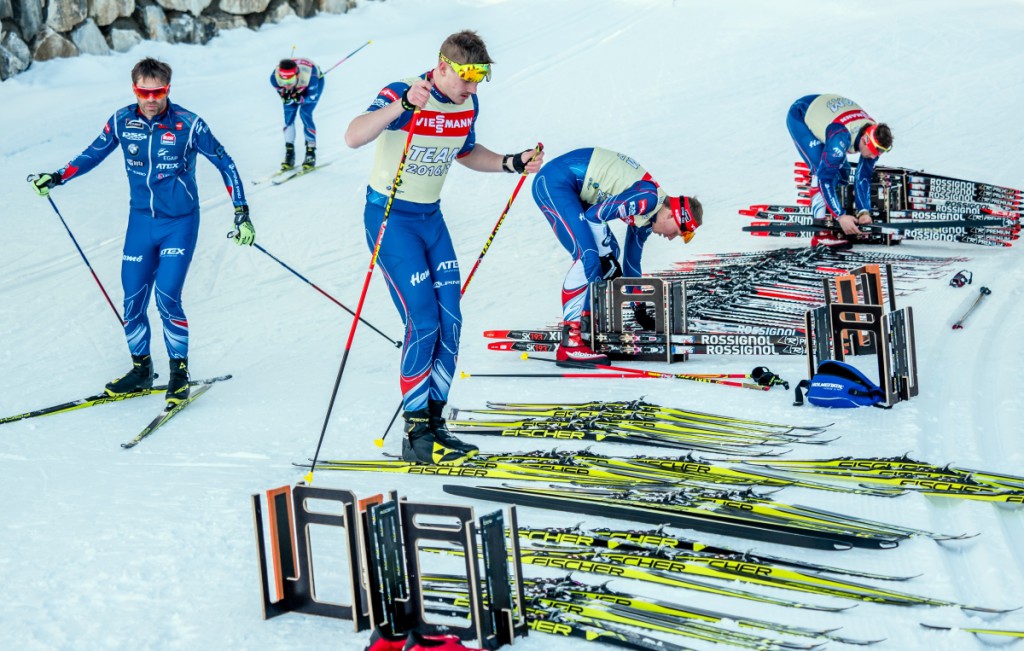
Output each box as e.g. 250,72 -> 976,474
0,0 -> 357,80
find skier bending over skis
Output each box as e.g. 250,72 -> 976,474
29,57 -> 254,406
344,30 -> 543,466
787,94 -> 892,245
531,147 -> 702,365
270,58 -> 324,171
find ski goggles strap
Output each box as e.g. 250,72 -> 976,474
439,52 -> 491,83
669,196 -> 699,243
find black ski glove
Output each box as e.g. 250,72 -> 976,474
632,304 -> 656,331
599,253 -> 622,281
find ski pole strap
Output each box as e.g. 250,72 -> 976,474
949,269 -> 973,287
751,366 -> 789,390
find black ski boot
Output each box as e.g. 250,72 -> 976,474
428,400 -> 478,458
302,144 -> 316,170
105,355 -> 154,396
281,143 -> 295,171
166,358 -> 190,405
401,408 -> 471,466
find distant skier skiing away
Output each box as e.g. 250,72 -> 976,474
345,30 -> 543,465
271,58 -> 325,171
787,93 -> 893,246
531,147 -> 703,365
29,57 -> 254,406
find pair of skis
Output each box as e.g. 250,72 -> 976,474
250,162 -> 332,186
0,375 -> 231,448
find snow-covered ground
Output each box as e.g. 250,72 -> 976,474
2,0 -> 1023,648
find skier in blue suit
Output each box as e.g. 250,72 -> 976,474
30,57 -> 255,405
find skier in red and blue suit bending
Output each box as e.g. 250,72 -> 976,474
270,58 -> 325,171
787,94 -> 893,246
345,30 -> 543,466
531,147 -> 703,365
29,57 -> 254,406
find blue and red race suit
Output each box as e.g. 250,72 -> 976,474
360,73 -> 479,412
269,58 -> 324,145
57,101 -> 245,360
787,94 -> 878,219
531,148 -> 660,324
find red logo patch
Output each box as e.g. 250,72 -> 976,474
408,110 -> 475,137
175,122 -> 183,130
381,88 -> 400,102
161,132 -> 176,145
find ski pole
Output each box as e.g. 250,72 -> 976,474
322,40 -> 373,76
28,180 -> 124,325
461,370 -> 648,379
952,286 -> 991,330
374,143 -> 543,448
250,241 -> 400,347
521,353 -> 770,391
460,143 -> 543,295
305,108 -> 420,484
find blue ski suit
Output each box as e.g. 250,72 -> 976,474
270,59 -> 324,146
57,101 -> 246,360
531,148 -> 657,324
359,73 -> 479,412
787,94 -> 878,219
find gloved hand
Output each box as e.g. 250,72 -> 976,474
599,253 -> 622,281
29,172 -> 62,197
632,304 -> 656,331
233,205 -> 255,246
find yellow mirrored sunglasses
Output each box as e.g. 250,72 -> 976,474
439,53 -> 491,83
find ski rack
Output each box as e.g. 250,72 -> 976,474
805,264 -> 919,407
251,484 -> 528,649
589,276 -> 804,362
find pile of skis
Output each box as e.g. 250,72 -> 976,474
486,247 -> 962,340
742,163 -> 1021,247
740,455 -> 1024,504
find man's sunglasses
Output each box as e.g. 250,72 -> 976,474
439,53 -> 491,83
133,84 -> 170,101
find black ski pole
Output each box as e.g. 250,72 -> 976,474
249,241 -> 400,347
28,180 -> 124,325
952,286 -> 992,330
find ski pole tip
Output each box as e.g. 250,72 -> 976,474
373,438 -> 385,448
520,352 -> 529,360
303,470 -> 314,484
460,371 -> 470,379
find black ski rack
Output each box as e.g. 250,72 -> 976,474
251,484 -> 528,649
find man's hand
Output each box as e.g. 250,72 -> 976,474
502,146 -> 545,174
233,205 -> 255,246
837,214 -> 867,235
401,79 -> 433,110
29,173 -> 62,197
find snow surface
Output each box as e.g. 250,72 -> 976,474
2,0 -> 1024,649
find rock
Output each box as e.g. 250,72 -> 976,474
71,18 -> 110,54
218,0 -> 271,16
264,0 -> 295,23
0,31 -> 32,80
109,26 -> 144,52
136,3 -> 168,41
47,0 -> 89,33
155,0 -> 213,15
89,0 -> 136,28
13,0 -> 45,40
317,0 -> 353,14
33,27 -> 80,61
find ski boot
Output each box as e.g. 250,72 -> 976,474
166,358 -> 190,405
105,355 -> 154,396
428,399 -> 478,458
401,408 -> 472,466
556,321 -> 609,366
302,144 -> 316,170
281,143 -> 295,171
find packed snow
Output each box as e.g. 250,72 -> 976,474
2,0 -> 1023,649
